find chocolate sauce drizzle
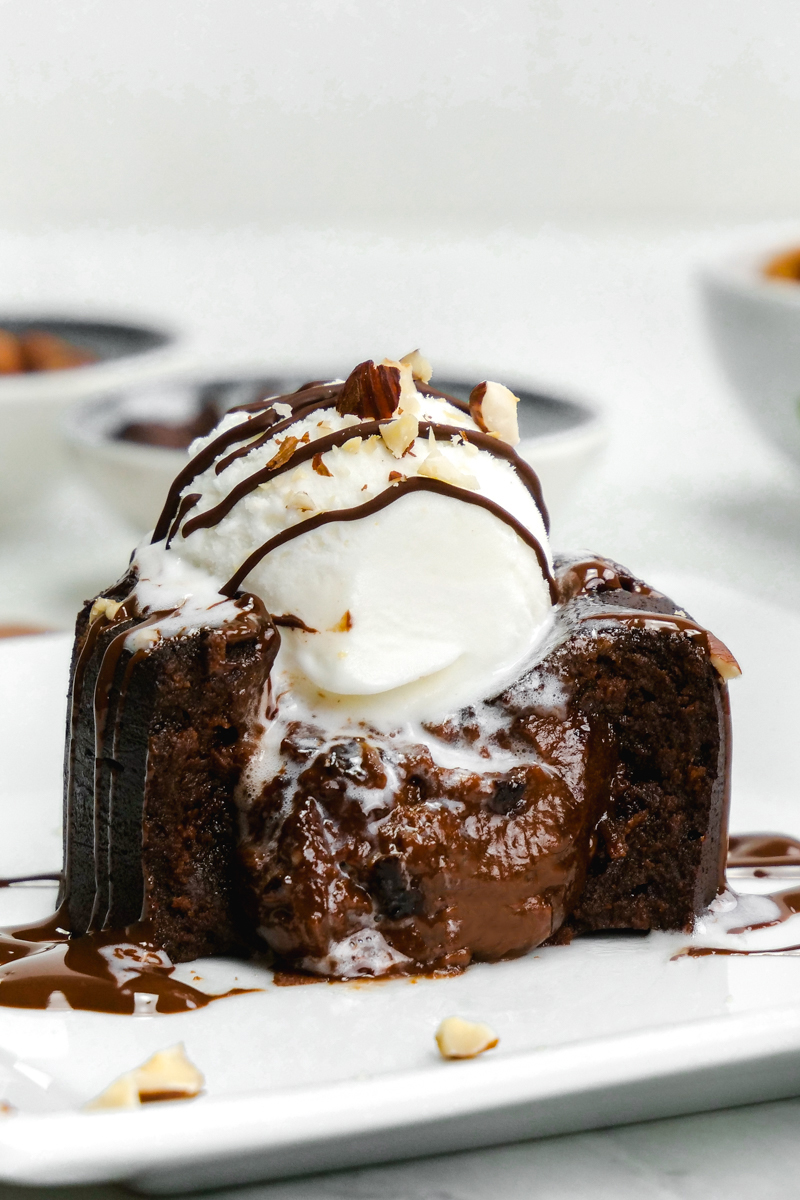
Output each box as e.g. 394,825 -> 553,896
219,476 -> 558,602
272,613 -> 318,633
579,609 -> 707,635
676,943 -> 800,959
166,492 -> 201,548
727,833 -> 800,869
180,420 -> 550,541
150,377 -> 552,608
151,382 -> 345,542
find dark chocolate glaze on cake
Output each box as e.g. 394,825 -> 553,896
62,580 -> 279,961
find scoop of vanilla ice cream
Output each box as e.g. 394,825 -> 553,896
137,376 -> 554,720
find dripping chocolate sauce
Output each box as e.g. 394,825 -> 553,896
676,944 -> 800,959
727,832 -> 800,869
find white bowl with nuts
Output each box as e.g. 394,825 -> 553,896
0,314 -> 179,525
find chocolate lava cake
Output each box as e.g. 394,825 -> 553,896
60,355 -> 738,976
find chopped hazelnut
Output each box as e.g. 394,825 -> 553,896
380,411 -> 419,459
418,431 -> 479,491
85,1044 -> 204,1111
286,491 -> 316,512
312,453 -> 333,477
399,348 -> 433,384
89,597 -> 123,625
435,1016 -> 498,1060
136,1045 -> 204,1100
383,359 -> 422,415
86,1072 -> 140,1111
469,381 -> 520,446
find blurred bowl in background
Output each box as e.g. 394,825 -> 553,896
62,371 -> 607,534
0,315 -> 178,522
62,375 -> 279,530
700,239 -> 800,468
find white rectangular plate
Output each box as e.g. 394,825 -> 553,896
0,573 -> 798,1193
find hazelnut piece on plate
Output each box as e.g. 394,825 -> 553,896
435,1016 -> 499,1060
469,381 -> 521,446
85,1043 -> 204,1111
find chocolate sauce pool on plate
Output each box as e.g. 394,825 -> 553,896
674,832 -> 800,959
0,910 -> 254,1014
0,873 -> 61,888
676,943 -> 800,959
727,832 -> 800,869
5,834 -> 800,1009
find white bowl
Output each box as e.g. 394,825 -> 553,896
0,315 -> 179,524
700,238 -> 800,467
62,373 -> 607,534
61,375 -> 286,531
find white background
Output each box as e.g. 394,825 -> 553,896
2,0 -> 800,230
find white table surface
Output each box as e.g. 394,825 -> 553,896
0,222 -> 798,1198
